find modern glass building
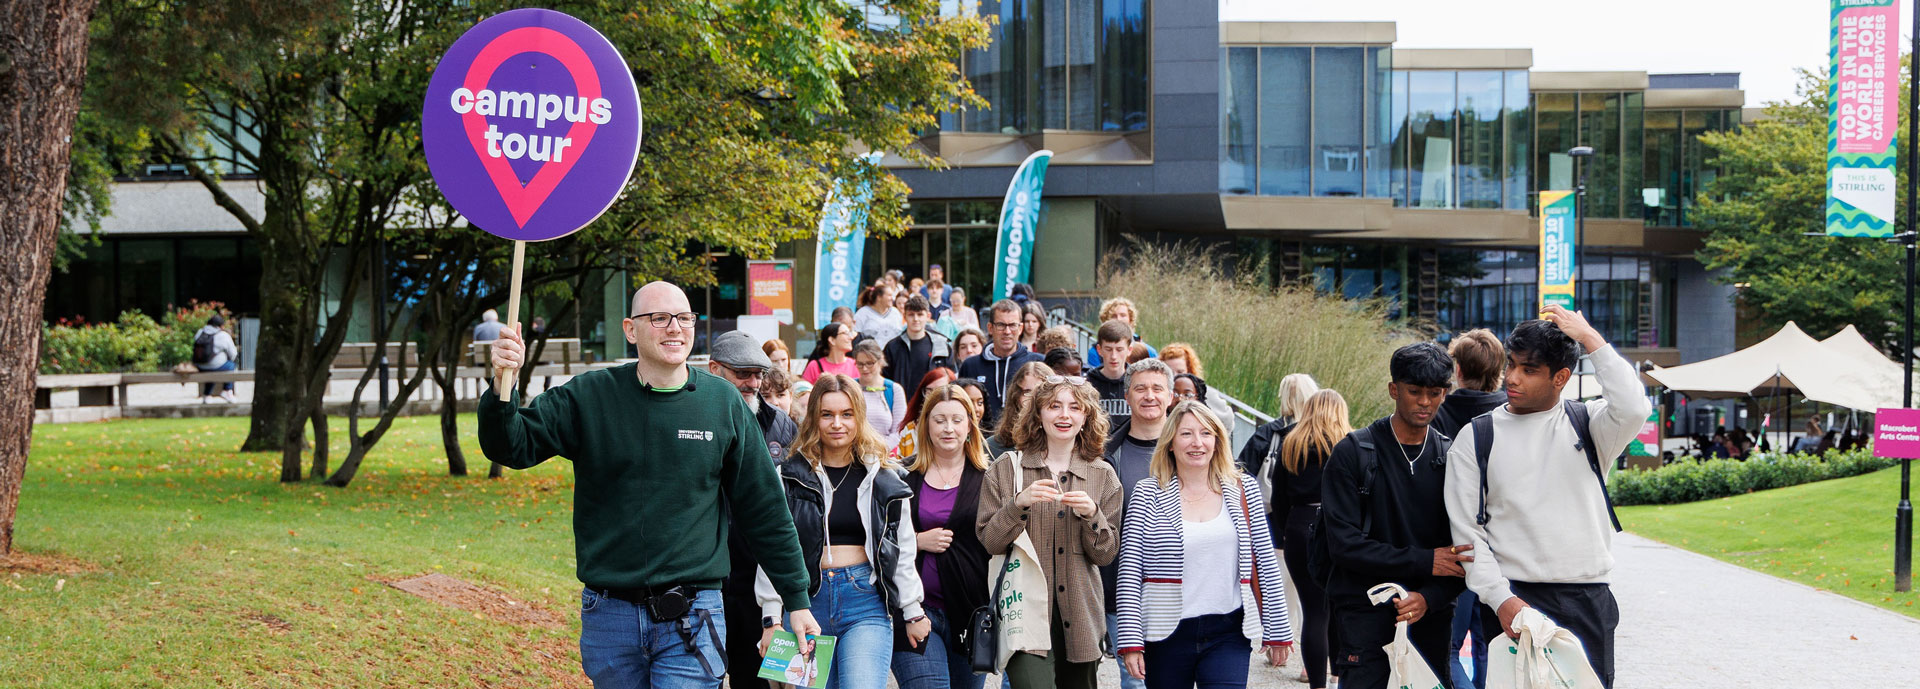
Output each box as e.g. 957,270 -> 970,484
51,6 -> 1754,432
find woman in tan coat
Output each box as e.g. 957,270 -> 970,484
978,376 -> 1123,689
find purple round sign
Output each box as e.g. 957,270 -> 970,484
422,9 -> 642,242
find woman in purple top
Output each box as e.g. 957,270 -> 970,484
893,384 -> 993,689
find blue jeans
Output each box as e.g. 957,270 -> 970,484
789,563 -> 893,689
579,587 -> 728,689
891,606 -> 984,689
1450,590 -> 1488,689
196,360 -> 236,395
1107,613 -> 1146,689
1143,611 -> 1249,689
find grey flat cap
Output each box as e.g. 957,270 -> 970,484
711,331 -> 773,371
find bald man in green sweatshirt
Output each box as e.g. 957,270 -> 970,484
481,281 -> 819,689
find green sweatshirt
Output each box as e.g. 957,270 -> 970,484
477,363 -> 811,611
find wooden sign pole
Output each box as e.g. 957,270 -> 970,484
496,239 -> 526,397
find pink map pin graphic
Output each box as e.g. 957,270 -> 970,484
458,27 -> 602,229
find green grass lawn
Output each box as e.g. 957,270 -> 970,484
1619,464 -> 1920,618
5,415 -> 591,688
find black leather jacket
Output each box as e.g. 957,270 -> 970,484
773,455 -> 917,616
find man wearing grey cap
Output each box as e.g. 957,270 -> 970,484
708,330 -> 797,456
708,329 -> 798,689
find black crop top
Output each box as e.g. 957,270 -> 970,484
821,462 -> 869,546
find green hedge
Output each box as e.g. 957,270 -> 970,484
1609,448 -> 1900,506
41,302 -> 228,375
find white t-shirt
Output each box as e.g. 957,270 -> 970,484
1181,508 -> 1242,617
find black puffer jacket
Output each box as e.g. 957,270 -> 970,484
764,454 -> 921,620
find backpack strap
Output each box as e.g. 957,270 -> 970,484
1472,414 -> 1496,526
1352,430 -> 1379,535
1564,399 -> 1624,533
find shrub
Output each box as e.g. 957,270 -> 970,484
1102,242 -> 1418,422
40,301 -> 229,374
1610,448 -> 1898,506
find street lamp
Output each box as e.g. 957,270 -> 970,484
1569,146 -> 1594,400
1897,3 -> 1917,592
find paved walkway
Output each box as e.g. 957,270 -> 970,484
1078,532 -> 1920,689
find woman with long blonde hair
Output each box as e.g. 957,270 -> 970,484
977,376 -> 1124,689
1273,389 -> 1349,689
1115,401 -> 1292,686
893,386 -> 993,689
756,373 -> 929,689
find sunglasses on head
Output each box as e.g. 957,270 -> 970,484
1044,375 -> 1089,387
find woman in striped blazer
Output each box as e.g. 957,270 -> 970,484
1115,401 -> 1293,689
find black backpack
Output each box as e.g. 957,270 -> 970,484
1305,424 -> 1451,591
1470,399 -> 1622,532
191,330 -> 218,365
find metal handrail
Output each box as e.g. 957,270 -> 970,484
1045,308 -> 1276,454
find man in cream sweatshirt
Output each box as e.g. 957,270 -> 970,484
1444,305 -> 1650,688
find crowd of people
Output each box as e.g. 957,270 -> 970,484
477,272 -> 1647,689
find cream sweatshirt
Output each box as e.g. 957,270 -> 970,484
1444,344 -> 1651,610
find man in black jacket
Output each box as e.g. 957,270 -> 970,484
1432,328 -> 1507,689
1321,342 -> 1476,689
707,330 -> 797,689
883,294 -> 954,395
1432,329 -> 1509,440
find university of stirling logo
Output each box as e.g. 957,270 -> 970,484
677,429 -> 713,441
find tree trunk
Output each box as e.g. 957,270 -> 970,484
0,0 -> 97,557
438,332 -> 468,477
308,403 -> 328,479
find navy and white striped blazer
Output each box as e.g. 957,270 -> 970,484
1114,472 -> 1294,653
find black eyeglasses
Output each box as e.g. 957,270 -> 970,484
716,363 -> 767,381
990,321 -> 1022,330
630,311 -> 698,328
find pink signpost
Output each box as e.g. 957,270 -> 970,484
1873,407 -> 1920,459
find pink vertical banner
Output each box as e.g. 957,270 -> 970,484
1834,1 -> 1898,154
1873,408 -> 1920,459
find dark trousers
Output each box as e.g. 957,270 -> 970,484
1478,582 -> 1618,689
722,590 -> 769,689
1282,507 -> 1332,688
1143,610 -> 1249,689
1004,604 -> 1098,689
1331,597 -> 1454,689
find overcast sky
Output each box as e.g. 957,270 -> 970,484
1219,0 -> 1914,108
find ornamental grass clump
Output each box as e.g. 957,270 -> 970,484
1102,243 -> 1418,422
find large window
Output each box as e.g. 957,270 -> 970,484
1407,71 -> 1457,208
895,201 -> 1003,298
949,0 -> 1147,134
1643,108 -> 1739,226
43,237 -> 263,323
1220,45 -> 1396,198
1375,69 -> 1530,209
1259,47 -> 1310,196
1531,90 -> 1645,218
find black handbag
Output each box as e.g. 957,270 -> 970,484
963,544 -> 1015,673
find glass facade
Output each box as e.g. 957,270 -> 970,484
1643,108 -> 1740,226
887,201 -> 1004,298
1223,58 -> 1529,209
1530,91 -> 1644,218
1441,250 -> 1667,346
1220,46 -> 1397,198
948,0 -> 1148,134
44,237 -> 263,323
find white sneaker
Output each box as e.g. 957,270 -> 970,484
220,391 -> 237,403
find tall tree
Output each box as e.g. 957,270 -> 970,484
1,0 -> 99,557
1696,65 -> 1914,351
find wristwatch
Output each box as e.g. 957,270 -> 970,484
904,614 -> 928,624
762,615 -> 780,629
